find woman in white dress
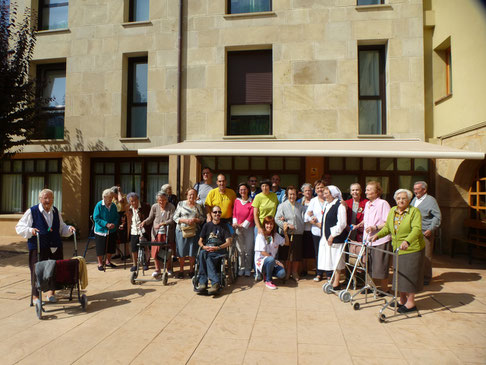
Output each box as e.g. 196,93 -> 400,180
318,185 -> 347,289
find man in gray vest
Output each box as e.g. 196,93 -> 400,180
411,181 -> 441,285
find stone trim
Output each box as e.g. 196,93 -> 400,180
224,11 -> 276,20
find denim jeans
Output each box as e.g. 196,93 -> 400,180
198,250 -> 225,285
262,256 -> 286,281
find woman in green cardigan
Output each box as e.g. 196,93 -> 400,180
371,189 -> 425,314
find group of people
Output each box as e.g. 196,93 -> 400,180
16,168 -> 441,312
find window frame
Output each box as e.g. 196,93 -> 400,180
227,0 -> 272,14
445,47 -> 452,96
36,62 -> 66,140
38,0 -> 69,31
357,0 -> 384,5
358,44 -> 386,135
0,159 -> 62,213
127,56 -> 148,138
227,49 -> 273,136
128,0 -> 149,22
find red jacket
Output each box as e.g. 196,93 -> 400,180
345,198 -> 368,242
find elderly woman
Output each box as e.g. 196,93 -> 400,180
304,179 -> 326,282
232,183 -> 255,277
318,185 -> 347,289
141,191 -> 175,278
299,183 -> 315,276
93,189 -> 119,271
173,188 -> 205,278
121,192 -> 152,272
276,185 -> 305,281
344,183 -> 368,242
161,183 -> 178,208
254,216 -> 290,290
371,189 -> 425,313
356,181 -> 392,294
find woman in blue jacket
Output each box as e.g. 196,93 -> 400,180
93,189 -> 120,270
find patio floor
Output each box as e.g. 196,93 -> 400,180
0,236 -> 485,365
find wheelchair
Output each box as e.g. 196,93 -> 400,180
192,239 -> 238,295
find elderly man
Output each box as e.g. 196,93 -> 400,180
196,205 -> 232,295
271,174 -> 287,203
411,181 -> 441,285
194,166 -> 217,205
205,173 -> 236,224
16,189 -> 75,304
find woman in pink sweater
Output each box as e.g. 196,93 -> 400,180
232,183 -> 255,277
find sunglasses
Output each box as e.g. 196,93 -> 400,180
212,211 -> 222,214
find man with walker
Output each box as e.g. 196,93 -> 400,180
16,189 -> 76,305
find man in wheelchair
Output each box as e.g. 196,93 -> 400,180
196,205 -> 232,295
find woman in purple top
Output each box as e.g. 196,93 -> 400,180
355,181 -> 391,294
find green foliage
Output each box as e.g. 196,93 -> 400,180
0,4 -> 47,160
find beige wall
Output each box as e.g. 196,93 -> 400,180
425,0 -> 486,138
184,0 -> 425,141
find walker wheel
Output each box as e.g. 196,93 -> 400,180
80,294 -> 88,310
162,272 -> 168,285
341,290 -> 352,303
379,314 -> 386,323
353,302 -> 360,311
35,301 -> 42,320
323,282 -> 333,294
130,272 -> 138,285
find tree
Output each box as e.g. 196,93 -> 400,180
0,3 -> 47,160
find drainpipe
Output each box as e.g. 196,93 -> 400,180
176,0 -> 183,198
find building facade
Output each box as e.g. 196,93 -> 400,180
1,0 -> 484,255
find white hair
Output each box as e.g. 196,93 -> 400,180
414,181 -> 428,190
301,183 -> 313,192
394,189 -> 413,202
160,184 -> 171,193
102,188 -> 114,198
39,189 -> 54,198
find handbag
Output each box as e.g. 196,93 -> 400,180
181,224 -> 196,238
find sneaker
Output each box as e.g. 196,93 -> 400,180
47,296 -> 57,303
244,270 -> 251,277
167,270 -> 174,277
313,275 -> 321,282
196,283 -> 207,291
208,283 -> 220,295
255,273 -> 263,282
98,266 -> 104,271
130,266 -> 137,272
151,271 -> 161,278
265,281 -> 277,290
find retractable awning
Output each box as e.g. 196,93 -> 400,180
138,139 -> 485,160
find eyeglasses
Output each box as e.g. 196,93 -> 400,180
212,211 -> 222,214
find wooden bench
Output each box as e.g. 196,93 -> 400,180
451,219 -> 486,263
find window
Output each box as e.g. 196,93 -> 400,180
357,0 -> 383,5
37,63 -> 66,139
129,0 -> 149,22
358,45 -> 386,135
227,50 -> 272,136
228,0 -> 271,14
199,156 -> 304,188
127,57 -> 148,137
38,0 -> 68,30
326,157 -> 431,204
433,37 -> 452,103
0,159 -> 62,213
90,159 -> 168,212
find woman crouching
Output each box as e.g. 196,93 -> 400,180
254,216 -> 290,290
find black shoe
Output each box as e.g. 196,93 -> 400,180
130,266 -> 137,272
106,262 -> 117,268
143,264 -> 149,271
398,305 -> 418,314
389,301 -> 403,308
98,266 -> 104,271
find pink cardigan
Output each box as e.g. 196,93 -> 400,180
232,198 -> 254,228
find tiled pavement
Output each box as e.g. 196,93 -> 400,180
0,236 -> 485,365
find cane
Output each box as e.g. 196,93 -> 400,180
103,233 -> 109,272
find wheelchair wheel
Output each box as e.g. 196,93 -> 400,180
80,294 -> 88,310
35,300 -> 42,320
130,272 -> 138,285
162,272 -> 168,285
